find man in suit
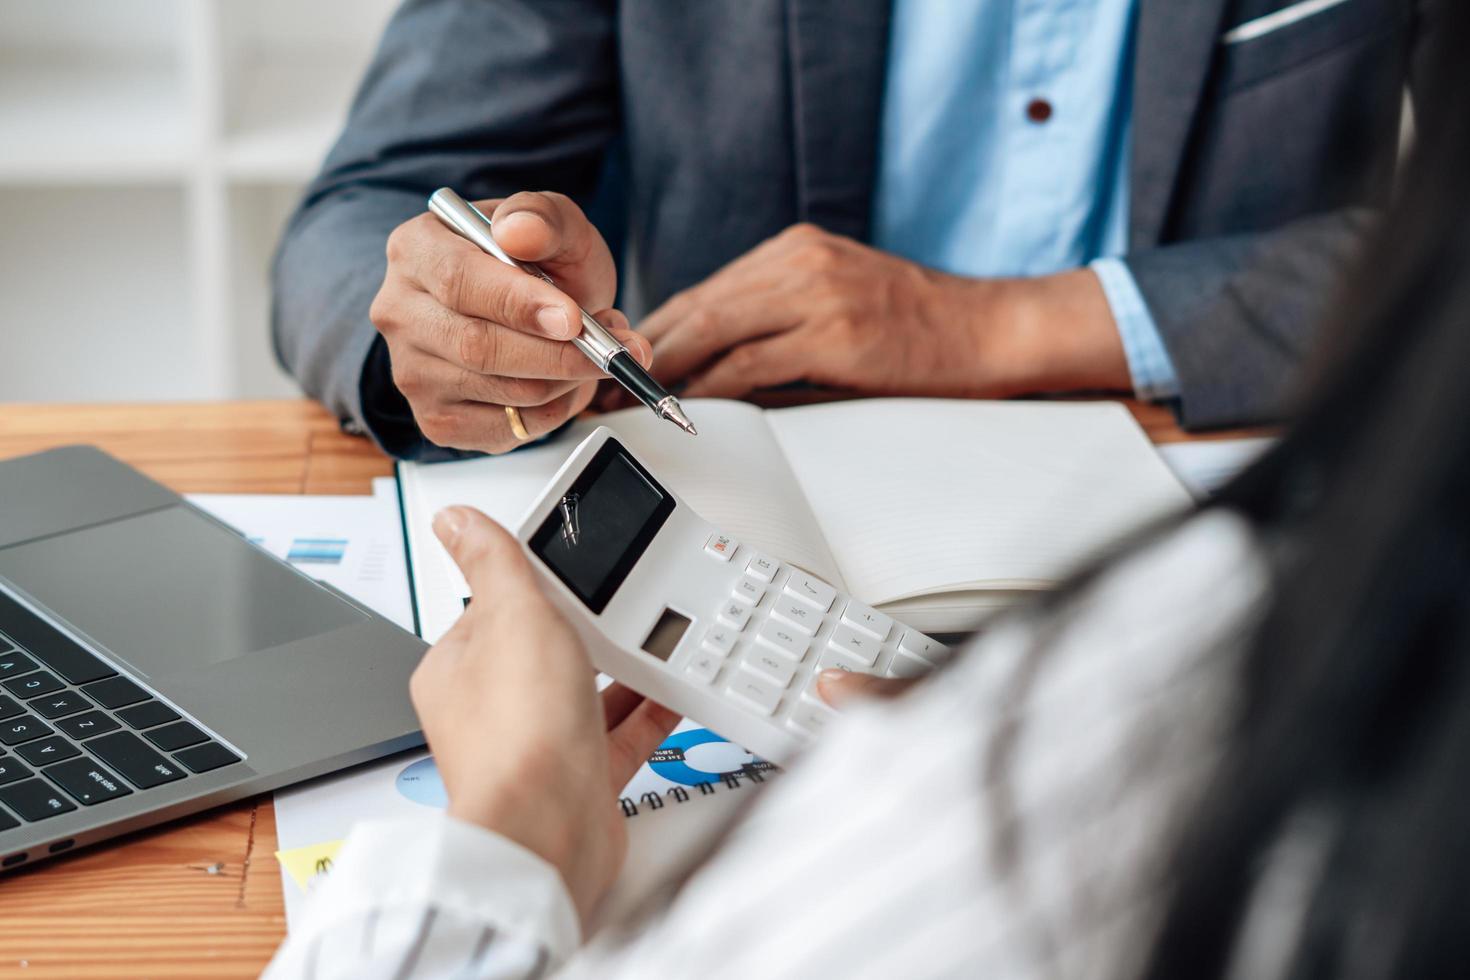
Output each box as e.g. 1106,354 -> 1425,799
274,0 -> 1433,460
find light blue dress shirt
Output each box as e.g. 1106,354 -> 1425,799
873,0 -> 1179,401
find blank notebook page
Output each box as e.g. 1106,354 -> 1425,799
768,399 -> 1193,605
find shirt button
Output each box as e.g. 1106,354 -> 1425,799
1026,98 -> 1054,124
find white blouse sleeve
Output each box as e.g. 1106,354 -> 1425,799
263,813 -> 581,980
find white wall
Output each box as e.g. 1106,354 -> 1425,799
0,0 -> 399,402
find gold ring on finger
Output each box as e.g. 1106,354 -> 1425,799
504,405 -> 531,441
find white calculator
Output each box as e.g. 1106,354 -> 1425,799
515,427 -> 950,765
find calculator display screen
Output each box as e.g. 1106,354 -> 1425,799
530,441 -> 675,614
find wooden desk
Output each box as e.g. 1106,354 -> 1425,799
0,397 -> 1221,978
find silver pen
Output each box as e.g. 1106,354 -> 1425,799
427,187 -> 697,436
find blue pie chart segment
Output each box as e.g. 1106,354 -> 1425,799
396,757 -> 449,808
648,728 -> 754,786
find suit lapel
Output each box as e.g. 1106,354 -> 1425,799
785,0 -> 891,240
1131,0 -> 1233,247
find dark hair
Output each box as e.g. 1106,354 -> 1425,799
1138,5 -> 1470,977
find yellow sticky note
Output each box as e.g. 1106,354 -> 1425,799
275,840 -> 344,894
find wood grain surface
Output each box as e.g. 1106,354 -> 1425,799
0,397 -> 1227,977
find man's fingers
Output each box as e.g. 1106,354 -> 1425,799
490,192 -> 617,312
815,669 -> 917,708
605,697 -> 682,792
432,507 -> 539,600
648,298 -> 798,388
680,334 -> 811,399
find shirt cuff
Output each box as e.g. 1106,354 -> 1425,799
294,813 -> 582,968
1090,258 -> 1181,403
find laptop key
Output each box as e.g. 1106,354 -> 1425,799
0,808 -> 17,833
0,758 -> 34,786
54,711 -> 120,741
116,701 -> 181,730
144,721 -> 208,752
80,676 -> 148,710
43,757 -> 132,806
17,736 -> 80,767
87,732 -> 186,788
0,778 -> 77,821
0,715 -> 53,746
0,696 -> 23,721
173,742 -> 241,774
0,651 -> 38,679
3,670 -> 64,700
32,691 -> 91,720
0,591 -> 116,685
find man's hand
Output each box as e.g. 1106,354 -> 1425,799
410,507 -> 679,926
370,192 -> 652,453
633,223 -> 1130,404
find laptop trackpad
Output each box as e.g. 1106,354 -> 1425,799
0,505 -> 366,678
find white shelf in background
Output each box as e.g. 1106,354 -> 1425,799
222,60 -> 359,182
0,57 -> 191,183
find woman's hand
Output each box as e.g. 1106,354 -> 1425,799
410,506 -> 680,925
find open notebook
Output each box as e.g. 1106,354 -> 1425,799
399,398 -> 1193,639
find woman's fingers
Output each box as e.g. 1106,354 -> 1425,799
815,669 -> 917,709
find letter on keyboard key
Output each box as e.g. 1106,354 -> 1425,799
827,625 -> 880,667
685,650 -> 723,685
0,715 -> 53,746
0,778 -> 77,821
740,650 -> 797,688
784,573 -> 836,612
755,620 -> 810,661
87,732 -> 186,788
818,647 -> 873,674
898,630 -> 950,666
745,553 -> 780,582
0,757 -> 35,786
730,576 -> 766,606
716,600 -> 752,631
43,757 -> 132,805
769,597 -> 820,636
840,600 -> 893,641
54,710 -> 120,740
725,674 -> 782,716
702,626 -> 738,657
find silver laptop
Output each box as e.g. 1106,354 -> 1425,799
0,445 -> 427,871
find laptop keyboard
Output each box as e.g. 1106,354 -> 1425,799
0,589 -> 242,833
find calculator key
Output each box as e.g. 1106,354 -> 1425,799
86,732 -> 186,788
745,552 -> 780,582
0,696 -> 23,721
685,650 -> 724,685
704,533 -> 739,562
716,600 -> 752,631
702,626 -> 738,657
54,711 -> 120,740
144,721 -> 209,752
0,715 -> 53,746
817,647 -> 874,674
740,650 -> 797,688
840,600 -> 893,642
3,670 -> 64,700
32,691 -> 91,720
887,650 -> 933,679
0,651 -> 38,679
784,573 -> 836,612
827,625 -> 880,667
81,676 -> 148,709
786,700 -> 838,737
898,631 -> 951,666
755,619 -> 810,661
42,757 -> 132,806
0,778 -> 77,821
16,736 -> 80,767
724,674 -> 782,716
116,701 -> 181,730
769,597 -> 821,635
730,576 -> 766,607
172,742 -> 241,774
0,757 -> 34,786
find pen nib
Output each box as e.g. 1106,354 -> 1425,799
658,398 -> 698,436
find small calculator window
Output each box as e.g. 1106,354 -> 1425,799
530,441 -> 674,614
